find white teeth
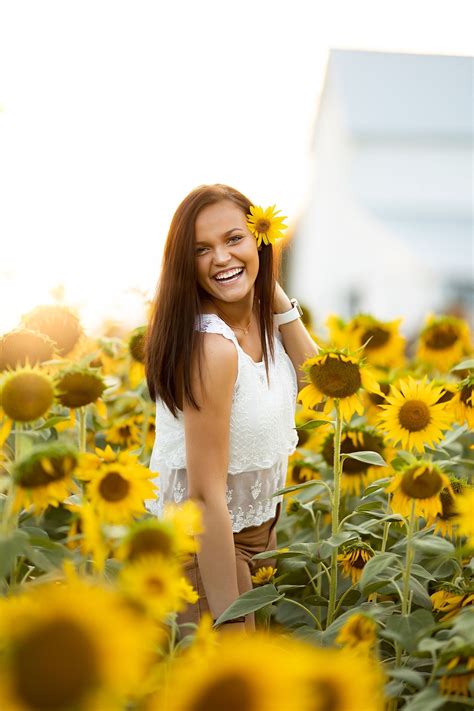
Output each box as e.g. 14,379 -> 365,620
214,267 -> 243,280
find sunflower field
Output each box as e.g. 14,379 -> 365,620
0,304 -> 473,711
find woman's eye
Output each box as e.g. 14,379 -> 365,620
195,236 -> 241,255
228,235 -> 242,244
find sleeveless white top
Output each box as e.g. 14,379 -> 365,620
144,313 -> 298,532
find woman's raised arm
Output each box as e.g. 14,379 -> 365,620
183,333 -> 240,622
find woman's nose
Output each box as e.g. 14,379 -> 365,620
213,247 -> 232,264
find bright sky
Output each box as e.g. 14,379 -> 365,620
0,0 -> 472,334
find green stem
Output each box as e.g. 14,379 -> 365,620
326,400 -> 342,628
381,521 -> 391,554
283,597 -> 322,630
78,407 -> 87,453
402,501 -> 416,616
14,421 -> 23,462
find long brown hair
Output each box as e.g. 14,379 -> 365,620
145,184 -> 281,418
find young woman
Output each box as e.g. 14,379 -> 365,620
144,184 -> 318,635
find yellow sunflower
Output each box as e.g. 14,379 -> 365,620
348,314 -> 405,369
65,500 -> 110,573
21,304 -> 84,358
292,642 -> 386,711
439,655 -> 474,698
119,553 -> 198,622
431,589 -> 474,621
338,543 -> 374,584
454,486 -> 474,546
416,314 -> 473,372
321,426 -> 392,496
453,375 -> 474,428
377,376 -> 453,452
12,441 -> 79,514
115,502 -> 203,565
0,328 -> 56,371
294,408 -> 332,452
85,459 -> 156,524
429,479 -> 465,538
55,364 -> 106,409
0,574 -> 153,711
336,613 -> 378,652
106,414 -> 142,449
298,349 -> 382,422
0,365 -> 55,426
246,205 -> 288,247
251,566 -> 276,586
387,460 -> 453,519
128,326 -> 146,388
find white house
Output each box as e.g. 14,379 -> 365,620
287,48 -> 473,337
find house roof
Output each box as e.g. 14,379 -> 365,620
326,49 -> 473,140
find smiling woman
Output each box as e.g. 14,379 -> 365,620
143,183 -> 304,635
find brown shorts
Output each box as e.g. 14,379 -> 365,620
176,502 -> 282,634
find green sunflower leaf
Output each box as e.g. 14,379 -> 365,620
341,450 -> 387,467
451,358 -> 474,371
294,419 -> 331,431
359,553 -> 398,592
214,583 -> 284,625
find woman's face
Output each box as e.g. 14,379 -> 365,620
194,199 -> 260,304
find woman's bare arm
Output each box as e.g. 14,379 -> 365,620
274,281 -> 319,392
183,332 -> 241,621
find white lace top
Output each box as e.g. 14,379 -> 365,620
144,313 -> 299,532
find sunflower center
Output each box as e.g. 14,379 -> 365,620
362,327 -> 390,350
368,382 -> 390,406
24,306 -> 82,357
129,331 -> 146,363
322,431 -> 384,474
297,428 -> 310,447
146,576 -> 165,594
12,617 -> 99,710
310,357 -> 361,399
118,425 -> 132,438
308,679 -> 341,711
425,324 -> 459,350
18,458 -> 68,489
0,330 -> 55,371
350,552 -> 367,569
99,471 -> 130,502
460,384 -> 473,407
400,467 -> 444,499
1,373 -> 54,423
436,389 -> 455,404
57,372 -> 105,408
255,219 -> 270,233
190,673 -> 256,711
128,529 -> 173,560
439,487 -> 458,520
398,400 -> 431,431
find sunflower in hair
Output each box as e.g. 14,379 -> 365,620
246,205 -> 288,247
297,349 -> 382,422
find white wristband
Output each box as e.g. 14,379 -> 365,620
274,298 -> 303,327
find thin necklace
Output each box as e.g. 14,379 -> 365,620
215,308 -> 253,336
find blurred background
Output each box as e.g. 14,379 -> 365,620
0,0 -> 472,341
